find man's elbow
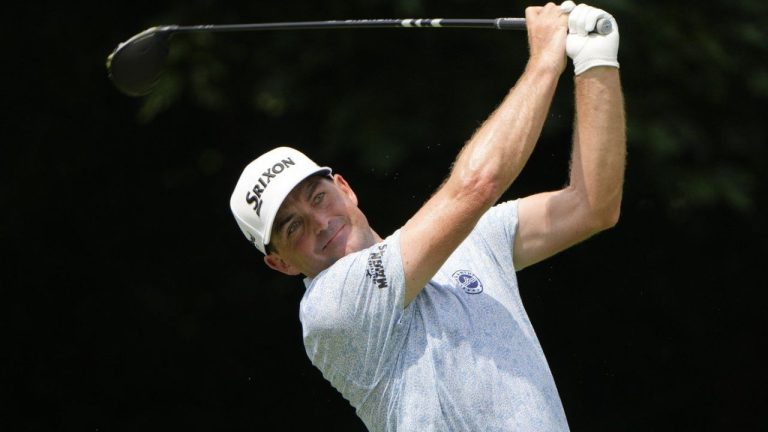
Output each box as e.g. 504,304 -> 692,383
447,170 -> 505,210
601,205 -> 621,230
588,202 -> 621,233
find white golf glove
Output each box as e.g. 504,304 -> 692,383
563,3 -> 620,75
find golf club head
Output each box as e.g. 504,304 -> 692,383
106,27 -> 175,97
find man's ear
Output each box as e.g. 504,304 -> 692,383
333,173 -> 358,206
264,253 -> 301,276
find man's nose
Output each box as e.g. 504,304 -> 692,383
309,211 -> 331,234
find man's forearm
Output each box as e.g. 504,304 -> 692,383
400,61 -> 563,304
570,67 -> 625,225
448,61 -> 562,206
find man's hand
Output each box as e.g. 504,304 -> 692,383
525,3 -> 569,75
565,3 -> 620,75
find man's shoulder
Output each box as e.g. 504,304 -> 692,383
307,231 -> 402,289
301,231 -> 405,323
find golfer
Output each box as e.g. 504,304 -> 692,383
230,2 -> 625,430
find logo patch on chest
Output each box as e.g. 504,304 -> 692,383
452,270 -> 483,294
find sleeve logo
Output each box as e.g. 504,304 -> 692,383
366,244 -> 388,289
452,270 -> 483,294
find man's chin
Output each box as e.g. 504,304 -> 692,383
344,229 -> 378,255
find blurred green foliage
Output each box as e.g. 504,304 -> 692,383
133,0 -> 767,221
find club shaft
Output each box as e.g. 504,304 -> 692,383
154,18 -> 527,34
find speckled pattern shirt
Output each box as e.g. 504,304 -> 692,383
300,200 -> 570,431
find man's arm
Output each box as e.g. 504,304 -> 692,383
400,5 -> 568,305
514,67 -> 625,270
513,3 -> 625,270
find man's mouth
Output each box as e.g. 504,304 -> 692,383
323,223 -> 346,250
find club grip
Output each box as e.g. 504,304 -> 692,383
496,17 -> 613,35
595,18 -> 612,35
495,18 -> 526,30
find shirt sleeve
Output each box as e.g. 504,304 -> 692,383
300,230 -> 411,395
471,199 -> 520,272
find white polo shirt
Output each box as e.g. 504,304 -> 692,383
300,200 -> 569,431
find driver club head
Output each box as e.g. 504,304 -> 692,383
107,27 -> 174,97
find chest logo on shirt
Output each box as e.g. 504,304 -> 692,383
452,270 -> 483,294
366,244 -> 388,289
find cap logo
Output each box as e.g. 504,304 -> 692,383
244,157 -> 296,217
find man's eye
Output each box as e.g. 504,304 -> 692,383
287,220 -> 300,235
313,192 -> 325,205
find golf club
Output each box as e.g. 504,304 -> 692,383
107,17 -> 613,97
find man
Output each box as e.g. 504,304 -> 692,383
230,2 -> 624,430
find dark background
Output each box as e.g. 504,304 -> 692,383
4,0 -> 767,430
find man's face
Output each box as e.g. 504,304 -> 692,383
263,174 -> 378,278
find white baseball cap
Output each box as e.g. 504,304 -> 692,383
230,147 -> 332,254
